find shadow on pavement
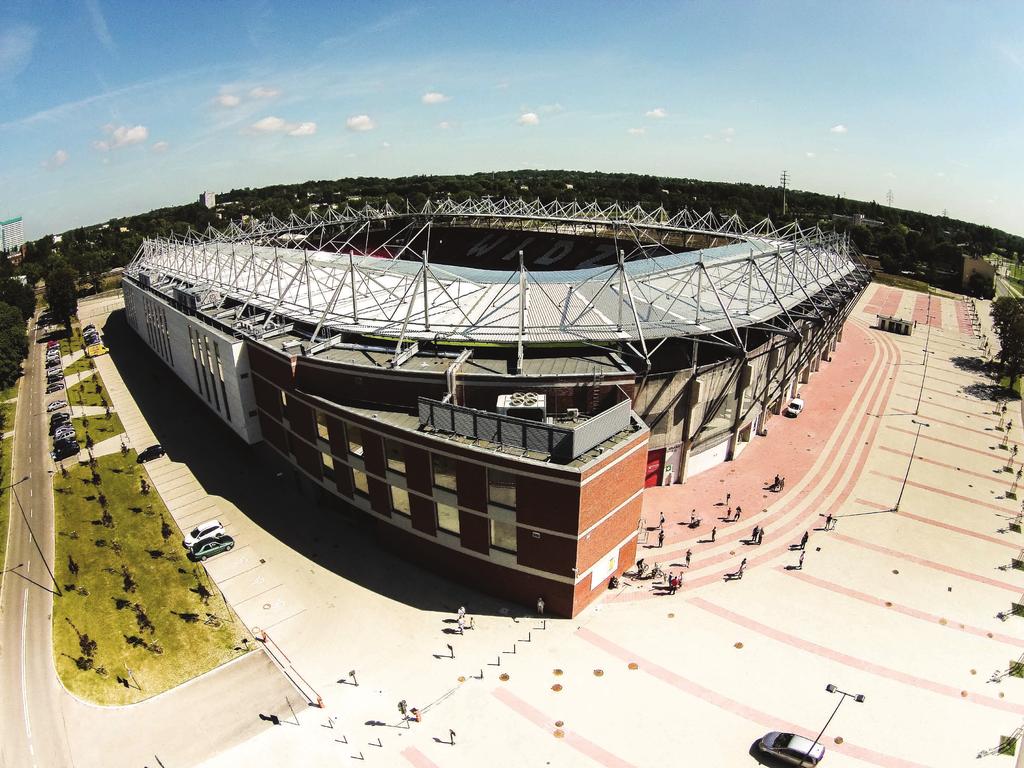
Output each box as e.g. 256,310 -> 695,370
102,310 -> 521,618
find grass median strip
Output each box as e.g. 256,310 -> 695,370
0,437 -> 14,587
64,355 -> 95,378
71,412 -> 125,449
67,375 -> 111,409
53,451 -> 251,705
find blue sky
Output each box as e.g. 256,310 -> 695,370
1,0 -> 1022,239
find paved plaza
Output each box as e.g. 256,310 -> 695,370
67,285 -> 1024,767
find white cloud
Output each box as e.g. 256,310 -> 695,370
645,107 -> 667,119
43,149 -> 68,170
288,122 -> 316,136
0,25 -> 37,82
249,116 -> 317,137
92,124 -> 149,151
438,121 -> 453,130
830,124 -> 848,134
381,141 -> 391,148
805,151 -> 816,159
250,86 -> 280,99
421,91 -> 449,104
722,127 -> 735,143
627,127 -> 645,135
540,103 -> 564,114
517,112 -> 539,126
346,114 -> 375,131
216,93 -> 241,108
884,171 -> 897,179
85,0 -> 115,52
251,116 -> 287,133
935,171 -> 946,178
151,141 -> 169,153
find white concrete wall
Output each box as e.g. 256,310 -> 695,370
123,280 -> 262,444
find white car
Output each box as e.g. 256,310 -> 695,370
758,732 -> 825,766
47,399 -> 68,412
183,519 -> 225,549
785,398 -> 805,418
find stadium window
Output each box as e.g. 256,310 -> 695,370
321,452 -> 334,480
280,390 -> 288,409
315,410 -> 330,441
352,468 -> 369,496
489,519 -> 518,554
347,424 -> 364,457
390,486 -> 411,517
385,440 -> 406,474
432,454 -> 457,493
488,468 -> 517,509
436,502 -> 460,535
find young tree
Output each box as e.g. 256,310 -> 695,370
992,297 -> 1024,387
45,266 -> 79,328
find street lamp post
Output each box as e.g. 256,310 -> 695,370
804,683 -> 866,761
894,420 -> 930,512
914,295 -> 933,416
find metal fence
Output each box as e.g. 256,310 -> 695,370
417,397 -> 634,461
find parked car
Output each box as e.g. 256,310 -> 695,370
137,444 -> 166,463
86,343 -> 109,357
182,519 -> 224,548
47,399 -> 68,412
51,443 -> 79,461
83,324 -> 96,332
53,429 -> 76,442
189,534 -> 235,561
785,398 -> 805,418
46,340 -> 59,349
50,421 -> 72,435
758,732 -> 825,767
46,382 -> 65,394
50,412 -> 71,425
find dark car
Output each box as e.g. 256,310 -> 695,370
189,534 -> 235,561
46,382 -> 65,394
50,413 -> 71,426
137,444 -> 166,463
50,441 -> 80,461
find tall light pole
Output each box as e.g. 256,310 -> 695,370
780,171 -> 789,217
804,683 -> 866,761
894,420 -> 930,512
914,293 -> 933,416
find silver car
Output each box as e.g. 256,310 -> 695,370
758,732 -> 825,766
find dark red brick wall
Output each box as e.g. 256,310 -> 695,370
516,528 -> 576,578
572,531 -> 637,615
361,431 -> 386,477
409,494 -> 436,536
579,438 -> 648,531
459,511 -> 489,554
247,343 -> 294,389
455,460 -> 487,512
379,522 -> 575,616
333,461 -> 353,498
289,432 -> 321,480
296,359 -> 447,409
252,375 -> 282,420
577,495 -> 643,573
517,478 -> 579,535
286,398 -> 316,444
368,476 -> 390,517
404,445 -> 431,495
258,412 -> 287,454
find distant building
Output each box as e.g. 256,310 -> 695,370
832,213 -> 884,228
0,216 -> 25,253
199,191 -> 216,209
962,254 -> 995,290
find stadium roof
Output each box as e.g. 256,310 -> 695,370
127,198 -> 867,364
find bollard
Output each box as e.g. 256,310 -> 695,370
317,695 -> 325,709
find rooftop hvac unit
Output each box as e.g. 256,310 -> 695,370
496,392 -> 547,422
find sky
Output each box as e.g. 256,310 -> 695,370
1,0 -> 1023,240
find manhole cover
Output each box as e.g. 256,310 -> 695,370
593,669 -> 604,677
555,720 -> 564,728
628,663 -> 639,670
551,684 -> 562,692
457,676 -> 465,683
970,669 -> 977,675
667,613 -> 675,618
892,570 -> 899,575
961,691 -> 968,698
263,603 -> 271,610
553,669 -> 563,676
884,601 -> 892,607
554,729 -> 565,739
834,737 -> 844,745
499,673 -> 509,681
939,618 -> 947,625
734,642 -> 744,649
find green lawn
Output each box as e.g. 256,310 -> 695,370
999,375 -> 1023,396
52,451 -> 251,704
67,376 -> 111,409
0,437 -> 15,589
59,325 -> 84,357
0,382 -> 17,437
64,355 -> 95,378
72,412 -> 125,448
871,273 -> 934,294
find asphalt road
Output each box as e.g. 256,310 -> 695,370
0,313 -> 76,768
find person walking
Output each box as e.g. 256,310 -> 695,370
668,575 -> 678,595
689,509 -> 697,526
797,550 -> 805,570
658,528 -> 665,548
457,616 -> 465,635
725,492 -> 731,507
756,526 -> 764,545
773,473 -> 781,490
726,506 -> 732,520
449,729 -> 457,745
536,597 -> 545,616
684,548 -> 692,568
457,605 -> 466,620
750,525 -> 759,542
734,505 -> 742,522
739,557 -> 747,577
659,512 -> 666,529
710,526 -> 717,542
800,530 -> 809,550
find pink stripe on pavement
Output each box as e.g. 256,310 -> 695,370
688,597 -> 1024,715
869,470 -> 1016,514
853,494 -> 1018,549
878,445 -> 1006,485
833,532 -> 1023,593
784,569 -> 1024,648
401,747 -> 444,768
491,687 -> 639,768
887,426 -> 1005,461
576,627 -> 932,768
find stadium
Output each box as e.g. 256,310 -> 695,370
122,197 -> 870,616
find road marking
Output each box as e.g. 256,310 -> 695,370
21,589 -> 36,757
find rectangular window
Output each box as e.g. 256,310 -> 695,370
315,410 -> 330,441
347,424 -> 364,457
352,468 -> 369,496
390,486 -> 411,517
488,468 -> 517,509
385,439 -> 405,474
489,519 -> 518,553
321,452 -> 334,480
436,502 -> 460,535
280,390 -> 288,409
432,454 -> 457,492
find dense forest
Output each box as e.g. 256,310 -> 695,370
19,170 -> 1024,297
